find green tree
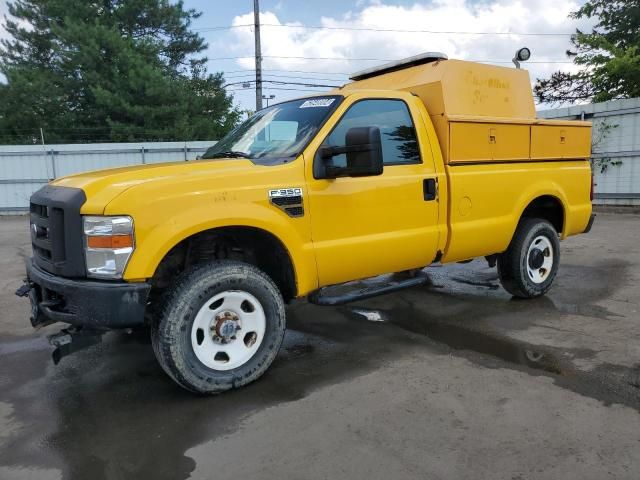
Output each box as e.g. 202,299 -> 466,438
534,0 -> 640,104
0,0 -> 240,144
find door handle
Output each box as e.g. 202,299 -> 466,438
423,178 -> 437,201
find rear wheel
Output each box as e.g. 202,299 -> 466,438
497,218 -> 560,298
151,260 -> 286,394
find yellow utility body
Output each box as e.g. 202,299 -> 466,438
339,56 -> 593,265
22,53 -> 595,393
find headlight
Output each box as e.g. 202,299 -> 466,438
83,216 -> 134,279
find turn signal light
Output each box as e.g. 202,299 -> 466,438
87,234 -> 134,249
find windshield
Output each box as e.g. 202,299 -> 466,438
202,96 -> 342,164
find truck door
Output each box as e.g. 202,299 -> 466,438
306,96 -> 441,287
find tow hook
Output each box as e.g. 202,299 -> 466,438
48,327 -> 104,365
15,282 -> 31,297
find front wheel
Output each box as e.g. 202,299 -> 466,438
497,218 -> 560,298
151,260 -> 286,394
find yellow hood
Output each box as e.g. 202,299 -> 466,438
52,158 -> 261,214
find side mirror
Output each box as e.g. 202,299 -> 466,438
316,126 -> 383,179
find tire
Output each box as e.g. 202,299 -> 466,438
151,260 -> 286,394
497,218 -> 560,298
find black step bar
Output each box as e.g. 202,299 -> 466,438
308,272 -> 431,306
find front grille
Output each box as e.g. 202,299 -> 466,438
30,202 -> 56,263
30,203 -> 48,218
29,185 -> 87,278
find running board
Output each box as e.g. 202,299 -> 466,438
307,272 -> 431,306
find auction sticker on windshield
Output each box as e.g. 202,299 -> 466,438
299,98 -> 336,108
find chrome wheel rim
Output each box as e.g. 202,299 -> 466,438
526,235 -> 554,284
191,290 -> 266,371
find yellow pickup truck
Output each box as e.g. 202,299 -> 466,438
17,52 -> 594,393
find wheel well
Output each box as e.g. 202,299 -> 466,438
151,227 -> 297,302
521,195 -> 564,234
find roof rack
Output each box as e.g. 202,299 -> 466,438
349,52 -> 448,81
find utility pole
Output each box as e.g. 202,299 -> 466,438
253,0 -> 263,111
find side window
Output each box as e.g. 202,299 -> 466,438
321,99 -> 421,167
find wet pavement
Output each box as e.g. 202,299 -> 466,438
0,213 -> 639,479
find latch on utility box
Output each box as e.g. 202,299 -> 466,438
489,128 -> 497,144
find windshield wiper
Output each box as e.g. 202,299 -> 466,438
205,150 -> 252,159
253,151 -> 296,159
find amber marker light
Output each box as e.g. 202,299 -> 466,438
87,234 -> 134,249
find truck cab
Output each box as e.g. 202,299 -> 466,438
18,53 -> 594,393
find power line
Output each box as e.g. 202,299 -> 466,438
225,79 -> 340,88
264,68 -> 349,76
222,68 -> 349,76
262,86 -> 333,92
219,69 -> 256,74
224,72 -> 349,82
264,80 -> 340,88
228,86 -> 331,93
263,23 -> 575,36
194,25 -> 252,32
210,55 -> 574,64
209,55 -> 401,61
195,22 -> 574,37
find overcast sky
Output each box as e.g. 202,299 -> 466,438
1,0 -> 596,111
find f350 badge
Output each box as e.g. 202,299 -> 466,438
268,187 -> 304,218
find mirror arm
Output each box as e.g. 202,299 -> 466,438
320,143 -> 374,159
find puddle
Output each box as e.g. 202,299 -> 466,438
349,307 -> 561,375
404,320 -> 562,374
347,305 -> 640,412
0,335 -> 49,355
341,256 -> 634,405
0,306 -> 405,480
1,256 -> 636,479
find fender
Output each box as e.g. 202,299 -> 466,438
118,201 -> 318,296
510,169 -> 591,242
511,186 -> 567,241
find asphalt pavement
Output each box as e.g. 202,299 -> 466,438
0,212 -> 638,480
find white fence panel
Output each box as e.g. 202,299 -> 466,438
6,99 -> 637,211
538,98 -> 640,206
0,140 -> 216,212
0,182 -> 49,212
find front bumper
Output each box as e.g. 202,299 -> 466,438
20,259 -> 151,329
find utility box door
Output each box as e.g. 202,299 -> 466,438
449,122 -> 530,164
531,124 -> 592,160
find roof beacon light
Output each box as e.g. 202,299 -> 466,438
512,47 -> 531,69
